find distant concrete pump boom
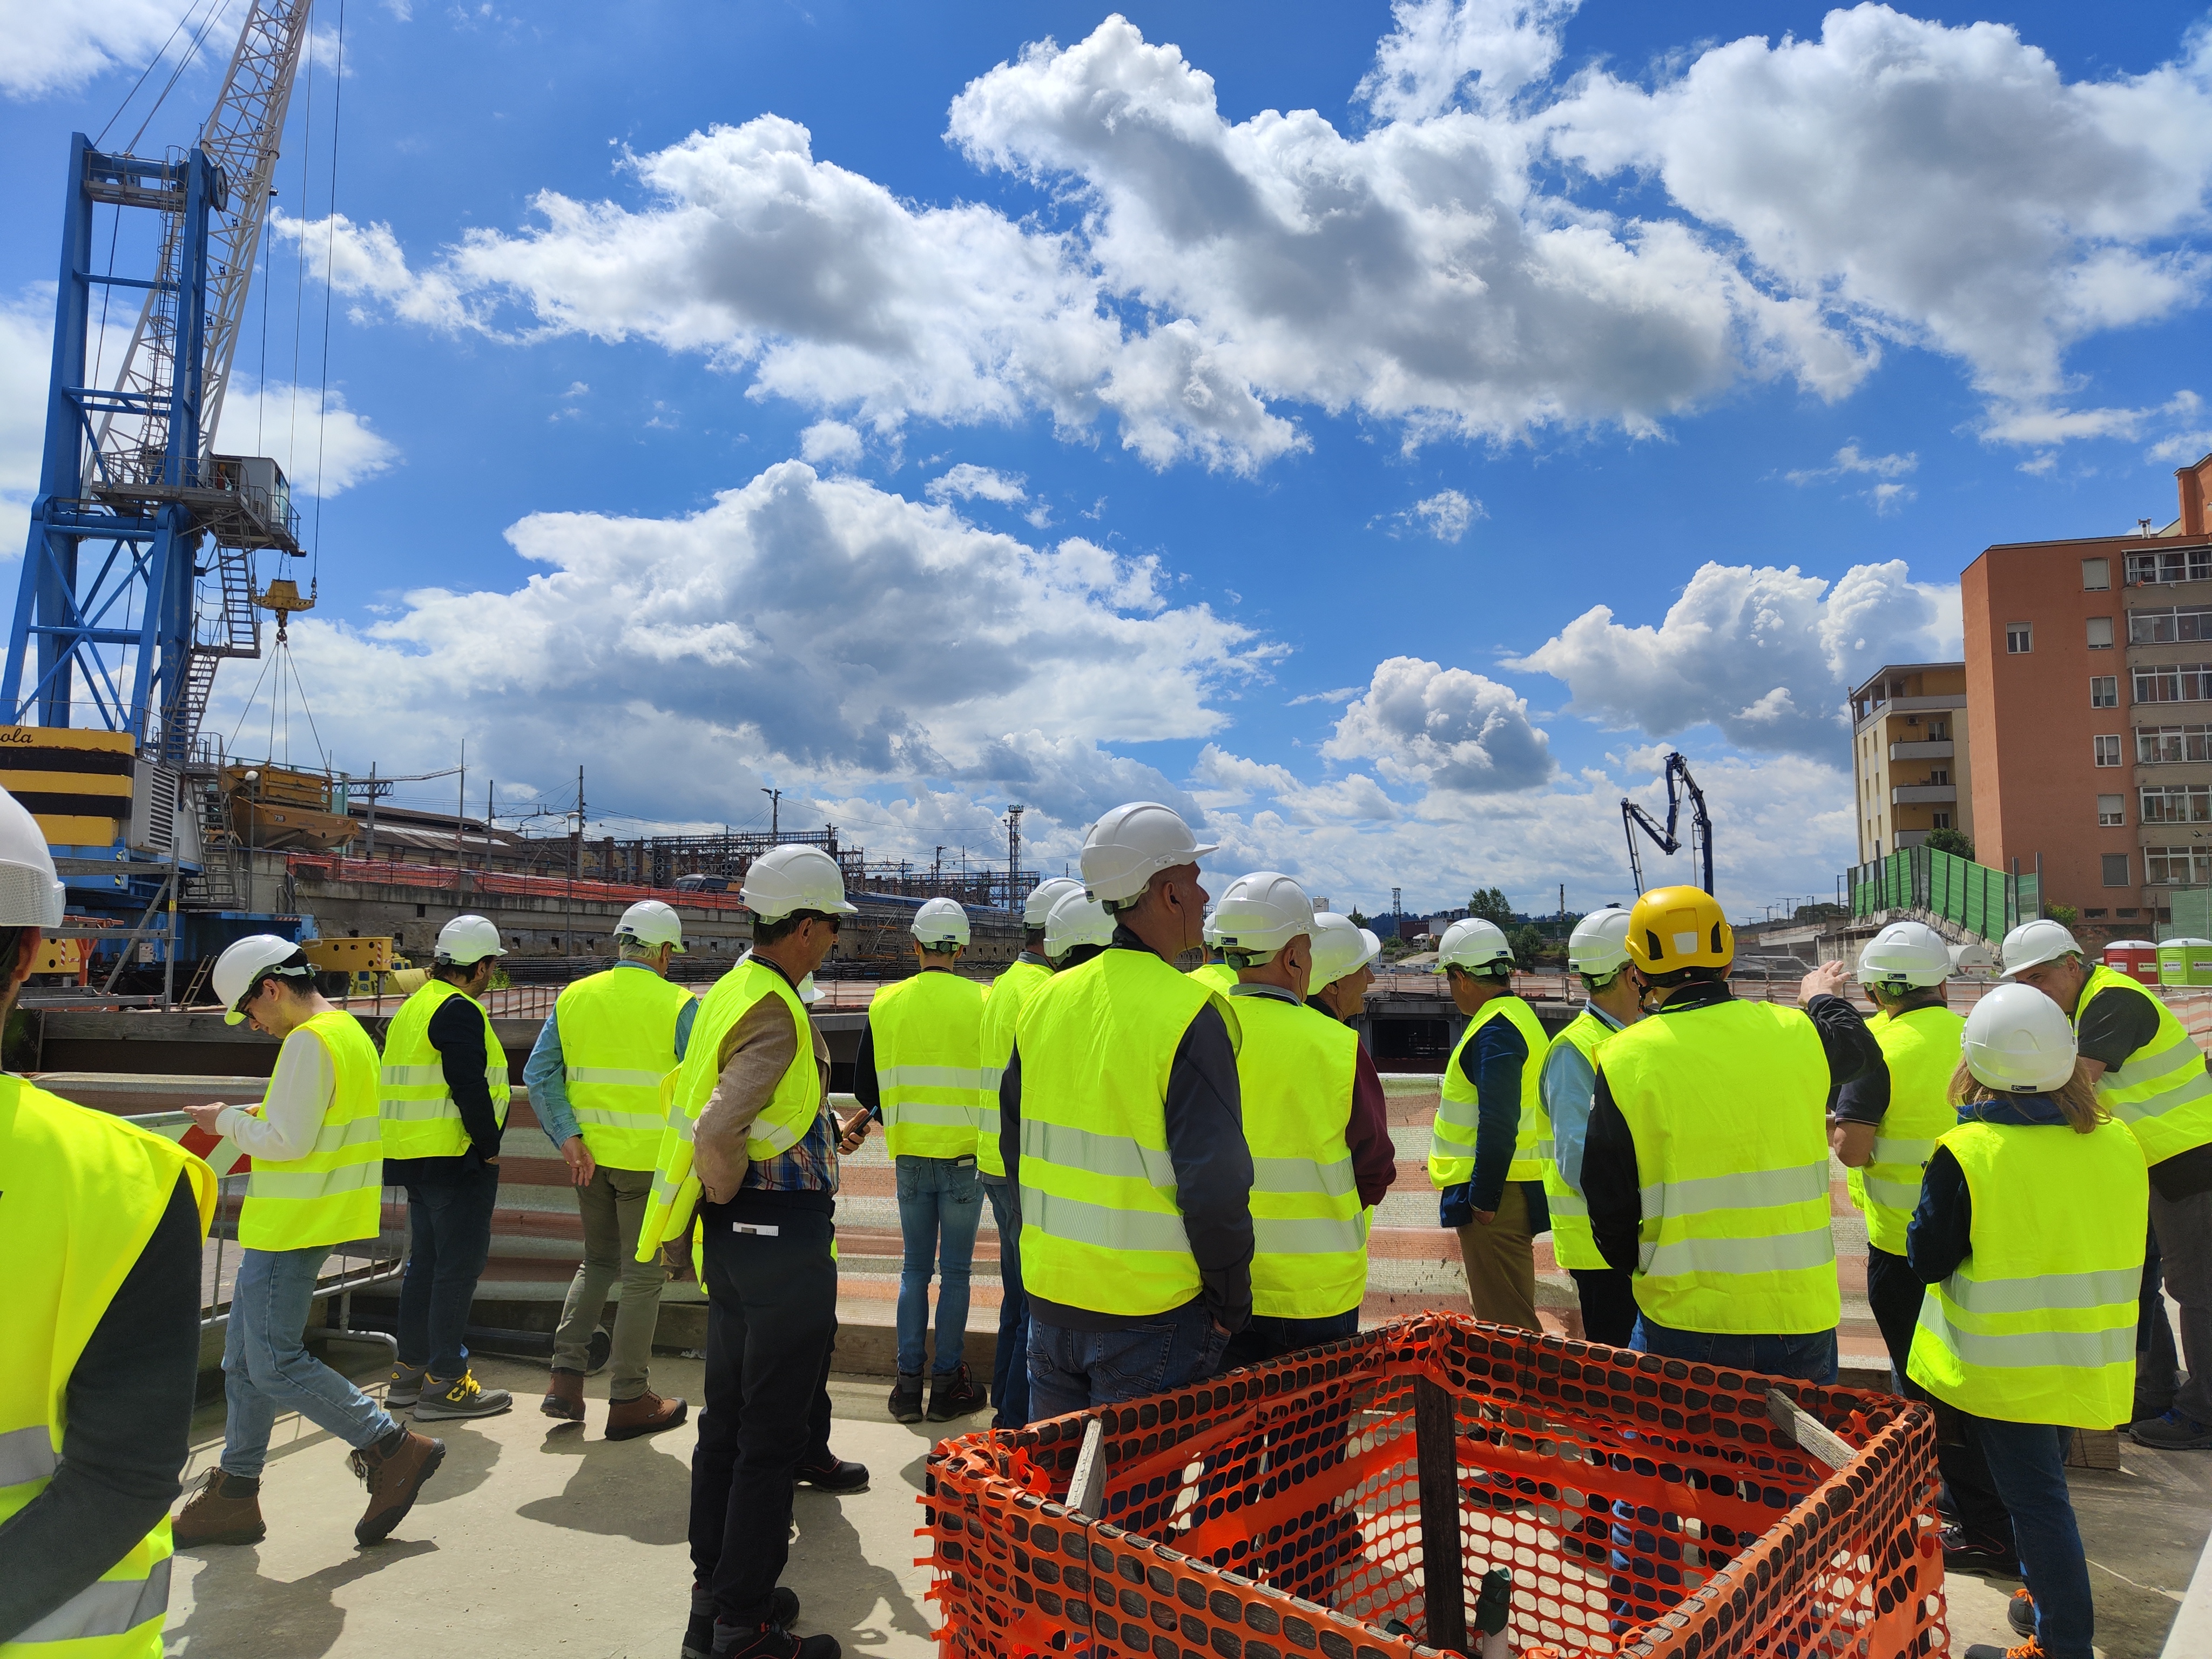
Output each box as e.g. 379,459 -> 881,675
1621,751 -> 1714,896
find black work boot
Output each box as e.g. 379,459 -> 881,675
887,1373 -> 925,1423
926,1362 -> 987,1422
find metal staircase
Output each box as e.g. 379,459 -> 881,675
185,779 -> 243,910
159,548 -> 261,762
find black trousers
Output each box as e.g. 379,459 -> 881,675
1864,1245 -> 2013,1546
1569,1266 -> 1637,1348
691,1202 -> 839,1624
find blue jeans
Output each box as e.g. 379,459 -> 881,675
1970,1417 -> 2093,1659
983,1179 -> 1030,1426
1221,1307 -> 1359,1371
1629,1314 -> 1839,1383
1028,1298 -> 1230,1420
894,1155 -> 983,1378
397,1163 -> 499,1378
221,1245 -> 396,1478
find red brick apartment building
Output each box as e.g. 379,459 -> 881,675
1963,454 -> 2212,926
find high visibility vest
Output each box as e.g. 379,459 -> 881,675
377,980 -> 510,1159
1428,994 -> 1551,1188
241,1011 -> 387,1251
1189,961 -> 1238,995
2073,965 -> 2212,1165
1,1077 -> 214,1657
977,959 -> 1051,1177
1016,949 -> 1241,1317
1907,1114 -> 2148,1428
1847,1004 -> 1964,1257
1233,992 -> 1366,1320
868,970 -> 986,1159
553,967 -> 693,1171
1600,999 -> 1839,1336
1539,1010 -> 1612,1271
636,957 -> 822,1259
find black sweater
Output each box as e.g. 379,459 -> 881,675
383,990 -> 505,1182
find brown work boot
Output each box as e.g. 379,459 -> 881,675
605,1387 -> 689,1441
172,1468 -> 266,1547
541,1366 -> 586,1421
348,1426 -> 445,1545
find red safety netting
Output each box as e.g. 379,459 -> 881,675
925,1313 -> 1946,1659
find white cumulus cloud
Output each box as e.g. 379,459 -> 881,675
927,463 -> 1026,504
0,0 -> 190,98
1321,655 -> 1555,793
213,380 -> 399,497
799,420 -> 863,469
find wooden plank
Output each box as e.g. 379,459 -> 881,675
1067,1418 -> 1108,1519
1414,1375 -> 1467,1653
1764,1386 -> 1853,1470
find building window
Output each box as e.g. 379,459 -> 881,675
2084,557 -> 2111,590
2128,548 -> 2212,585
2006,623 -> 2033,653
2092,675 -> 2119,708
1927,718 -> 1949,739
1928,769 -> 1950,784
2134,663 -> 2212,703
2107,854 -> 2134,887
1931,811 -> 1953,829
2136,723 -> 2212,763
2099,794 -> 2126,826
2128,605 -> 2212,644
2088,616 -> 2115,648
2146,846 -> 2212,884
2141,784 -> 2212,822
2095,734 -> 2122,766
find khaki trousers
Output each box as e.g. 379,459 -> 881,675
552,1163 -> 666,1399
1454,1180 -> 1540,1332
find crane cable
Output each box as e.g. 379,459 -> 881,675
309,0 -> 347,604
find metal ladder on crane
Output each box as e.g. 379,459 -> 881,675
159,549 -> 261,763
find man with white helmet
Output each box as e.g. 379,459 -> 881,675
376,913 -> 515,1423
999,802 -> 1254,1417
1190,907 -> 1238,995
524,898 -> 697,1439
1998,916 -> 2212,1452
1427,916 -> 1552,1331
636,844 -> 860,1659
852,898 -> 989,1424
174,933 -> 447,1552
1305,912 -> 1381,1025
1043,887 -> 1115,969
1537,907 -> 1643,1347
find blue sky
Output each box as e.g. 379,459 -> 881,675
6,1 -> 2212,919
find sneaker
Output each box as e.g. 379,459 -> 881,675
1961,1642 -> 2043,1658
172,1468 -> 266,1548
542,1366 -> 585,1422
683,1589 -> 799,1659
2007,1589 -> 2035,1638
605,1388 -> 689,1441
926,1362 -> 987,1422
710,1621 -> 838,1659
793,1456 -> 869,1494
2128,1408 -> 2212,1449
386,1360 -> 429,1409
1940,1525 -> 2017,1575
349,1427 -> 446,1545
414,1369 -> 514,1420
887,1373 -> 925,1424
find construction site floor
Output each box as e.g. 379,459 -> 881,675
161,1353 -> 2209,1658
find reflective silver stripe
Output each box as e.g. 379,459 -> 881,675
1548,1188 -> 1588,1217
1253,1213 -> 1368,1255
1021,1118 -> 1176,1186
1870,1136 -> 1936,1165
573,1105 -> 664,1128
663,1102 -> 697,1143
1434,1095 -> 1480,1130
1639,1226 -> 1834,1280
877,1064 -> 987,1090
1517,1138 -> 1555,1162
2116,1066 -> 2212,1123
1944,1265 -> 2142,1316
0,1424 -> 57,1486
750,1117 -> 802,1155
1859,1174 -> 1923,1211
981,1065 -> 1007,1091
1923,1301 -> 2135,1370
249,1161 -> 382,1198
1250,1155 -> 1355,1199
1022,1186 -> 1192,1253
879,1101 -> 981,1128
379,1064 -> 448,1087
15,1556 -> 171,1643
1639,1161 -> 1829,1217
565,1065 -> 669,1088
310,1114 -> 382,1155
2110,1037 -> 2204,1086
379,1096 -> 455,1121
978,1106 -> 1001,1134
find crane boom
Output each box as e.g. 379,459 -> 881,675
1621,752 -> 1715,896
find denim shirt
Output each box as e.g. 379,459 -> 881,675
526,961 -> 699,1150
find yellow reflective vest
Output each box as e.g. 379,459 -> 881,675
2,1077 -> 214,1657
1847,1004 -> 1964,1257
1907,1112 -> 2148,1428
1428,993 -> 1551,1188
2073,965 -> 2212,1165
378,980 -> 510,1159
977,959 -> 1051,1177
1599,997 -> 1839,1336
1188,961 -> 1239,996
553,966 -> 694,1171
241,1010 -> 386,1251
1539,1009 -> 1614,1272
1016,948 -> 1240,1317
1232,989 -> 1367,1320
868,969 -> 986,1159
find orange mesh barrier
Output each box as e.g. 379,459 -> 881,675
925,1313 -> 1946,1659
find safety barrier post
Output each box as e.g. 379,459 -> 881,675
1412,1375 -> 1466,1653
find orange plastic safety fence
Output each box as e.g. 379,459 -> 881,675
925,1314 -> 1947,1659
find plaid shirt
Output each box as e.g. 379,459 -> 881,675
741,1099 -> 840,1194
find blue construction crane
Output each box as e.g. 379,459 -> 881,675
1621,751 -> 1715,896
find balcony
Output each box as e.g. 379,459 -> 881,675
1888,740 -> 1954,760
1891,784 -> 1957,804
1852,692 -> 1966,731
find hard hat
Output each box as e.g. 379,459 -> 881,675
1858,920 -> 1950,989
1999,918 -> 2082,979
0,785 -> 63,928
1626,886 -> 1732,974
1044,887 -> 1115,958
797,973 -> 824,1005
1309,911 -> 1380,992
214,933 -> 310,1024
1358,927 -> 1381,962
436,913 -> 507,965
739,845 -> 858,921
1201,904 -> 1221,948
1078,801 -> 1217,904
615,898 -> 685,953
1435,917 -> 1513,976
913,896 -> 970,949
1022,876 -> 1083,929
1210,871 -> 1314,960
1963,981 -> 2079,1094
1567,906 -> 1634,979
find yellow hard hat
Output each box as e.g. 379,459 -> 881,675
1626,885 -> 1732,973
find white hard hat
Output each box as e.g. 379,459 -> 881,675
214,933 -> 310,1024
616,898 -> 685,953
1044,887 -> 1115,959
1309,912 -> 1380,992
1567,907 -> 1634,979
1999,918 -> 2083,979
913,896 -> 970,949
1435,917 -> 1513,976
1078,801 -> 1217,905
1358,927 -> 1381,962
1023,876 -> 1083,929
1859,920 -> 1950,989
1211,871 -> 1315,960
0,785 -> 63,928
739,845 -> 857,921
436,913 -> 507,965
1202,905 -> 1221,947
1964,981 -> 2078,1094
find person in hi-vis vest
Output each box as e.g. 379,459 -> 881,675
1304,912 -> 1380,1029
852,898 -> 989,1425
526,898 -> 696,1440
1906,984 -> 2148,1659
173,935 -> 447,1554
0,784 -> 214,1655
